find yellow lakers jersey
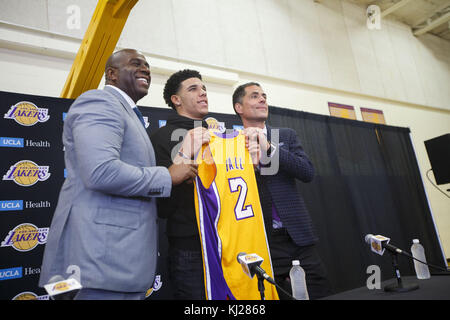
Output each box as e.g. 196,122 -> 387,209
193,130 -> 279,300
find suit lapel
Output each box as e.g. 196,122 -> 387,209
266,124 -> 272,143
104,86 -> 135,120
103,86 -> 155,163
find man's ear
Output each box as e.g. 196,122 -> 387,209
105,67 -> 117,84
171,95 -> 181,108
234,102 -> 243,116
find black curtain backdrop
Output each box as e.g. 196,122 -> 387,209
266,106 -> 446,293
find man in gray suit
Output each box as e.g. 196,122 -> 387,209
39,49 -> 201,300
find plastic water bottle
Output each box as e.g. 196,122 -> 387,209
289,260 -> 309,300
411,239 -> 431,279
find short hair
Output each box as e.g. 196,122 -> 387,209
232,82 -> 261,116
104,48 -> 140,83
163,69 -> 203,109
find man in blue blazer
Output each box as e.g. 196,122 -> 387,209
39,49 -> 199,299
232,82 -> 332,299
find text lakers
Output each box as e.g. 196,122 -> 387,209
4,101 -> 50,126
1,223 -> 49,252
3,160 -> 51,187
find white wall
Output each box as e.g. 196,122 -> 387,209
0,0 -> 449,260
1,0 -> 449,109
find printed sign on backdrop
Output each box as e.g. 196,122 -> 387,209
361,107 -> 386,124
328,102 -> 357,120
0,91 -> 241,300
0,92 -> 69,300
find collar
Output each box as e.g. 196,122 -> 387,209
263,125 -> 268,136
105,85 -> 137,108
166,112 -> 208,129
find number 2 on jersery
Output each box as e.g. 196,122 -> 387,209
228,177 -> 254,220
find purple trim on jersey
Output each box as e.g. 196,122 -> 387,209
213,129 -> 240,139
196,176 -> 236,300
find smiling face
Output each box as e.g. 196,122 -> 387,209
235,84 -> 268,124
105,49 -> 151,103
171,77 -> 208,120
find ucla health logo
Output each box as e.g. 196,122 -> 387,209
3,160 -> 51,187
1,223 -> 49,252
0,200 -> 23,212
0,137 -> 24,148
0,137 -> 50,149
0,267 -> 23,281
4,101 -> 50,126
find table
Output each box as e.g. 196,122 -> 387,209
323,275 -> 450,300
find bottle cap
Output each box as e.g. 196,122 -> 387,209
292,260 -> 300,266
412,239 -> 419,244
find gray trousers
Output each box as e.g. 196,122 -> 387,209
74,288 -> 146,300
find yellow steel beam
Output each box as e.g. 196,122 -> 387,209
61,0 -> 138,99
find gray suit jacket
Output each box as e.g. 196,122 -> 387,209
39,86 -> 172,292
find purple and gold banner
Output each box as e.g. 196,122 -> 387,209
328,102 -> 356,120
361,107 -> 386,124
0,90 -> 241,300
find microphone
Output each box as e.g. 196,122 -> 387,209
364,234 -> 421,293
237,252 -> 296,300
364,234 -> 403,256
237,252 -> 275,285
44,275 -> 82,300
365,234 -> 449,272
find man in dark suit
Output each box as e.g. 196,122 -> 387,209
232,82 -> 332,299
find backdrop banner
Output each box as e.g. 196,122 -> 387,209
0,90 -> 445,299
0,90 -> 240,300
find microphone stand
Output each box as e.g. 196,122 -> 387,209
255,272 -> 297,300
256,274 -> 265,300
384,250 -> 419,293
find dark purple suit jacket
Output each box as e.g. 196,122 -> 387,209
262,125 -> 318,246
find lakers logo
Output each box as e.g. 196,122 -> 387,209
12,292 -> 49,300
3,160 -> 51,187
245,256 -> 259,262
145,275 -> 163,298
4,101 -> 50,126
12,292 -> 38,300
205,117 -> 225,134
371,242 -> 382,252
1,223 -> 49,252
52,282 -> 70,292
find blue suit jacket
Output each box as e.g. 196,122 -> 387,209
39,86 -> 172,292
263,125 -> 318,246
